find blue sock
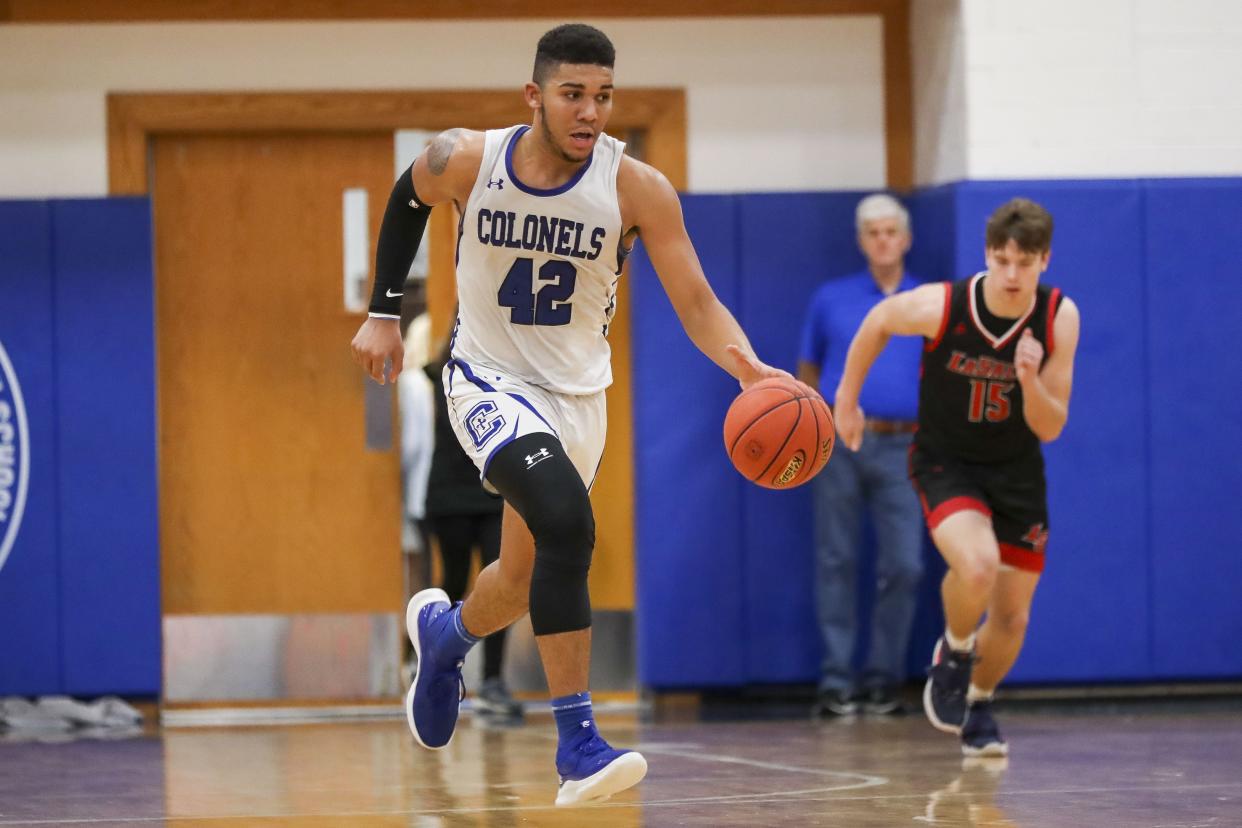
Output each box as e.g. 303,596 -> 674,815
551,692 -> 594,746
434,602 -> 479,664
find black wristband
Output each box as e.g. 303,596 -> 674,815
369,164 -> 432,316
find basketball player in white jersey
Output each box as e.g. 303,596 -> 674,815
351,24 -> 787,806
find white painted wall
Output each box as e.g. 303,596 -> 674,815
0,17 -> 885,198
911,0 -> 969,186
959,0 -> 1242,181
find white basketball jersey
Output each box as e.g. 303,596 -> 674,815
451,125 -> 627,395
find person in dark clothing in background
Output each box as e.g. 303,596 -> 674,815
424,341 -> 523,722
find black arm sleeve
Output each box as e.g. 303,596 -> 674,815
368,164 -> 433,317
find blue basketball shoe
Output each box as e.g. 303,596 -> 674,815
405,588 -> 466,750
961,699 -> 1008,757
554,720 -> 648,806
923,637 -> 975,734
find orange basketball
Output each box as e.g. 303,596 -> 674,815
723,377 -> 835,489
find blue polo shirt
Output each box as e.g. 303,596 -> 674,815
799,270 -> 923,420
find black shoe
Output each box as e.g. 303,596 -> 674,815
923,638 -> 975,735
474,678 -> 524,720
961,699 -> 1008,757
861,685 -> 904,715
813,688 -> 858,717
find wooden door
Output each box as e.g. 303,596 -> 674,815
152,132 -> 402,619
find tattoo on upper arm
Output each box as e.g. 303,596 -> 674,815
427,129 -> 462,176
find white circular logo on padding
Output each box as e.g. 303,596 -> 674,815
0,340 -> 30,575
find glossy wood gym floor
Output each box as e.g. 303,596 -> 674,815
2,706 -> 1241,827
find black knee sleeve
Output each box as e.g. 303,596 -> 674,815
485,433 -> 595,635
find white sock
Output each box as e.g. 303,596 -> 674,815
967,684 -> 993,703
944,628 -> 976,653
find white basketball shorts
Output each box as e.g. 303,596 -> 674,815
442,357 -> 607,488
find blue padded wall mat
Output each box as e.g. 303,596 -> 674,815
0,197 -> 160,696
0,201 -> 63,694
631,194 -> 747,687
52,198 -> 161,695
1143,179 -> 1242,678
632,177 -> 1242,689
907,183 -> 960,287
735,192 -> 868,682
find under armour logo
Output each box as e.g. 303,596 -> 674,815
487,178 -> 505,190
580,720 -> 592,728
525,448 -> 552,469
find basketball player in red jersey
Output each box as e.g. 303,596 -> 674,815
833,198 -> 1080,756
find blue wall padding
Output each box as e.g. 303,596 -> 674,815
736,193 -> 867,681
906,184 -> 960,287
953,181 -> 1153,681
52,199 -> 161,695
0,202 -> 64,694
1144,180 -> 1242,678
634,178 -> 1242,689
4,178 -> 1240,694
735,193 -> 867,369
0,197 -> 160,697
632,195 -> 748,687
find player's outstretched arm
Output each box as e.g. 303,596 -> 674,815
1015,297 -> 1079,441
350,129 -> 483,384
620,159 -> 788,389
834,283 -> 946,450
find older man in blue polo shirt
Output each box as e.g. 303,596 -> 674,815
799,193 -> 925,717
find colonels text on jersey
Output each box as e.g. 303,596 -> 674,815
451,125 -> 627,396
917,273 -> 1064,465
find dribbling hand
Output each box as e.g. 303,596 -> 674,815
725,344 -> 793,390
1014,328 -> 1043,386
351,317 -> 404,385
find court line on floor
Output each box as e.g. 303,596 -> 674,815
636,742 -> 889,781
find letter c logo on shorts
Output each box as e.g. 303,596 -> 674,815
0,340 -> 31,576
466,400 -> 506,449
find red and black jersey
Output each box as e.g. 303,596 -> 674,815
916,273 -> 1064,465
